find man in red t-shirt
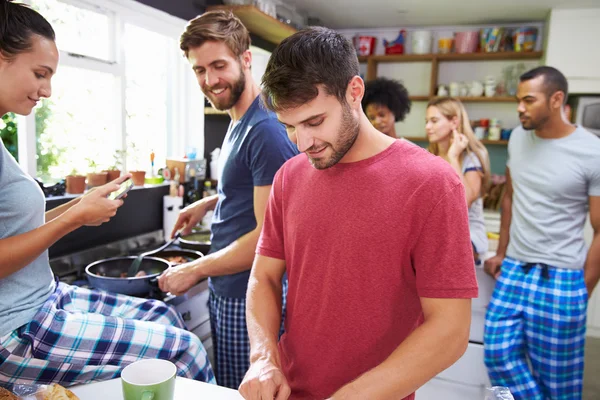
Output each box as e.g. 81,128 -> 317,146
239,27 -> 478,400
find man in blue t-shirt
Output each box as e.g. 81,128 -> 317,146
158,11 -> 297,388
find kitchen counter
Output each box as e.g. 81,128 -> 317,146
71,377 -> 243,399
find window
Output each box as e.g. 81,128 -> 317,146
0,114 -> 18,161
17,0 -> 203,183
124,23 -> 170,171
31,0 -> 113,62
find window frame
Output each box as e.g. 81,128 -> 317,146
18,0 -> 204,179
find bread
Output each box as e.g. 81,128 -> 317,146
0,387 -> 18,400
39,384 -> 79,400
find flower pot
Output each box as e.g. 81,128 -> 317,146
130,170 -> 146,186
66,175 -> 86,194
103,169 -> 121,182
87,172 -> 108,188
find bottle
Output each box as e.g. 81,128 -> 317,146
203,180 -> 212,198
488,118 -> 501,141
170,168 -> 180,197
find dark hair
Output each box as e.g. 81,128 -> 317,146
180,11 -> 250,58
520,66 -> 568,105
0,0 -> 55,59
362,77 -> 412,122
261,26 -> 359,112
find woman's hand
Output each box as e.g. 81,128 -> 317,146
65,174 -> 131,227
448,130 -> 468,161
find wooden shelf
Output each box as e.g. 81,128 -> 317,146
402,136 -> 508,145
433,96 -> 517,103
409,96 -> 430,101
207,5 -> 296,45
371,54 -> 434,62
360,51 -> 542,64
436,51 -> 544,61
204,107 -> 229,116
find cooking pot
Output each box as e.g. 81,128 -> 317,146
152,249 -> 204,265
85,256 -> 169,297
179,230 -> 211,255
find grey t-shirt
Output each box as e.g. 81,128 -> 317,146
507,125 -> 600,269
0,142 -> 55,337
463,152 -> 488,256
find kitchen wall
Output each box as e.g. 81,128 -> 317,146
340,22 -> 545,175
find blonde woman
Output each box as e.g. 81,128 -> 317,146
425,97 -> 491,261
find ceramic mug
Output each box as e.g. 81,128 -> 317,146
121,359 -> 176,400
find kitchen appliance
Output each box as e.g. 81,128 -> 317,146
166,157 -> 207,206
166,158 -> 206,184
572,96 -> 600,137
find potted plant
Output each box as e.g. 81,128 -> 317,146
127,142 -> 146,186
102,149 -> 125,181
65,168 -> 86,194
86,158 -> 108,188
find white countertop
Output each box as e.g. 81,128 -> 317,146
71,377 -> 243,400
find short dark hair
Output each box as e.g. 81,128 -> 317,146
180,11 -> 250,58
362,77 -> 412,122
261,26 -> 359,112
0,0 -> 55,59
520,66 -> 569,104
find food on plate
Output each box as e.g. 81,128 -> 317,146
0,387 -> 18,400
0,384 -> 79,400
38,384 -> 79,400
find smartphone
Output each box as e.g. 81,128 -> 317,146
107,179 -> 134,200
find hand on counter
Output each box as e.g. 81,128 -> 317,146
239,358 -> 290,400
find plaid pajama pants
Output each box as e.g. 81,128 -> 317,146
0,282 -> 215,388
208,278 -> 287,389
484,257 -> 587,400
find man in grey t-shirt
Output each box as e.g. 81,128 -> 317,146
483,66 -> 600,400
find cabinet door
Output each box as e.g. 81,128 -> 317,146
546,9 -> 600,81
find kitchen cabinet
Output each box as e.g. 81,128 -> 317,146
545,8 -> 600,93
207,5 -> 296,45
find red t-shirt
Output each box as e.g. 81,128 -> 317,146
257,139 -> 478,399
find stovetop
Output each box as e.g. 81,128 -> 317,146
49,230 -> 175,300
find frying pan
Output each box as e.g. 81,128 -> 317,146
85,256 -> 169,297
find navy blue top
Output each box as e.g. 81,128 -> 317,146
209,96 -> 298,298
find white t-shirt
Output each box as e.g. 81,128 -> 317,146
507,125 -> 600,269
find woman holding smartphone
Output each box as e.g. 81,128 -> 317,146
0,0 -> 213,388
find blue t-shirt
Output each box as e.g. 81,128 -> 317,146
209,96 -> 298,298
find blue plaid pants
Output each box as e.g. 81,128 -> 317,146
208,278 -> 287,389
484,257 -> 587,400
0,282 -> 215,388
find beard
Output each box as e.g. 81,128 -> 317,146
307,103 -> 360,170
203,69 -> 246,111
520,113 -> 549,131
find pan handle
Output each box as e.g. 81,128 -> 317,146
149,277 -> 159,288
